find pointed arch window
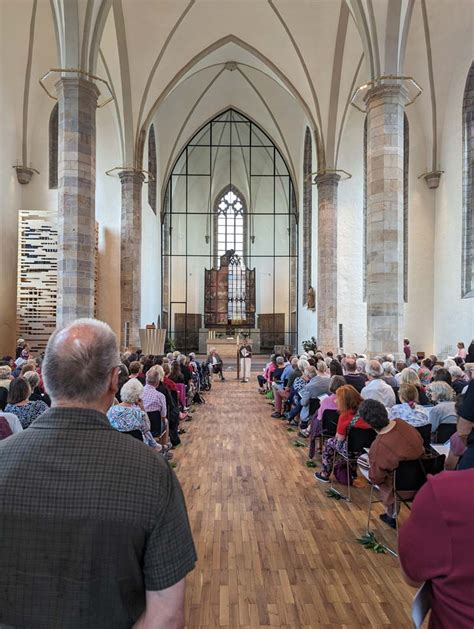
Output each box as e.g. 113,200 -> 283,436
302,127 -> 312,304
462,62 -> 474,298
213,185 -> 247,262
49,103 -> 58,189
148,124 -> 157,214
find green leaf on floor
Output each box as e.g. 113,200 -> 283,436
305,460 -> 316,468
326,488 -> 342,500
292,440 -> 306,448
170,462 -> 177,469
356,532 -> 387,554
287,427 -> 295,432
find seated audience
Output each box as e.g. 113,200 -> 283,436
388,384 -> 430,427
272,357 -> 300,417
128,360 -> 145,384
428,381 -> 457,435
361,360 -> 396,408
206,347 -> 225,381
417,358 -> 432,386
298,363 -> 331,427
170,361 -> 185,384
0,411 -> 23,435
381,361 -> 398,388
449,366 -> 468,395
107,379 -> 160,450
4,377 -> 48,428
355,357 -> 368,379
398,368 -> 431,405
359,399 -> 424,529
142,367 -> 168,436
399,468 -> 474,629
329,360 -> 343,377
343,358 -> 366,392
0,365 -> 13,390
307,375 -> 346,457
314,385 -> 370,483
116,364 -> 130,402
23,370 -> 51,406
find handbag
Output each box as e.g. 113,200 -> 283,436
333,414 -> 360,486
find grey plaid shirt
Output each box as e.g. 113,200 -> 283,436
0,407 -> 196,629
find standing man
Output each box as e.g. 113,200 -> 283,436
239,340 -> 252,383
0,319 -> 196,628
403,338 -> 411,361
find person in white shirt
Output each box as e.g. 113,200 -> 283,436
361,360 -> 396,408
0,412 -> 23,434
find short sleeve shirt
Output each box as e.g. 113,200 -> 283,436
0,407 -> 196,629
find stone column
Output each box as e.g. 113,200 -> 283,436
315,172 -> 340,352
364,83 -> 408,356
119,169 -> 144,349
56,77 -> 99,326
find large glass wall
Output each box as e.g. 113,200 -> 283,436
162,109 -> 298,352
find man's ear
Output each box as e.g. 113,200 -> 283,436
110,367 -> 119,395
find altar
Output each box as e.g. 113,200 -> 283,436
199,331 -> 260,356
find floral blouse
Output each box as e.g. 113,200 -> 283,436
389,402 -> 430,427
4,400 -> 48,429
107,405 -> 157,448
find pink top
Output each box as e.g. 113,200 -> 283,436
456,348 -> 467,360
316,393 -> 337,422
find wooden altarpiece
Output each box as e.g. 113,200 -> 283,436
204,250 -> 255,328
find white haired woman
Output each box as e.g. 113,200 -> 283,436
428,381 -> 457,435
107,378 -> 161,451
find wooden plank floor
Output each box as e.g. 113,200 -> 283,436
173,371 -> 416,628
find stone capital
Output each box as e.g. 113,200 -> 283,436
363,82 -> 410,111
314,172 -> 341,188
55,76 -> 100,105
118,169 -> 145,187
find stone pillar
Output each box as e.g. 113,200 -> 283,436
56,77 -> 99,326
315,172 -> 340,352
364,83 -> 408,355
119,169 -> 144,349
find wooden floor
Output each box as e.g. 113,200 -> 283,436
173,371 -> 416,628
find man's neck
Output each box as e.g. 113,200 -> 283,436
52,399 -> 111,415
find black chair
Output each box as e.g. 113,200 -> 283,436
308,397 -> 320,417
0,386 -> 8,411
365,453 -> 445,556
147,410 -> 164,438
415,424 -> 432,450
434,423 -> 456,444
329,427 -> 377,501
124,429 -> 143,442
320,409 -> 339,440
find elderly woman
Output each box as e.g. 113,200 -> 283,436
428,381 -> 457,435
398,368 -> 430,405
23,370 -> 51,406
381,362 -> 398,388
0,365 -> 13,390
359,399 -> 424,529
4,377 -> 48,428
449,366 -> 468,395
314,385 -> 370,483
107,378 -> 160,450
388,384 -> 430,427
306,375 -> 346,458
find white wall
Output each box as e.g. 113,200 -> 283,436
434,57 -> 474,357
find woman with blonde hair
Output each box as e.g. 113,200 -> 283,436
399,368 -> 430,405
314,385 -> 371,483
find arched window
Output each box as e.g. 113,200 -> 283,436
148,124 -> 157,214
462,62 -> 474,298
215,186 -> 245,259
49,103 -> 58,189
302,127 -> 312,304
363,114 -> 409,301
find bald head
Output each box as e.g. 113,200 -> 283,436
43,318 -> 120,405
